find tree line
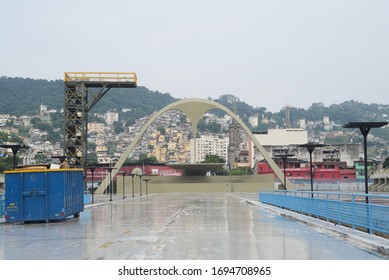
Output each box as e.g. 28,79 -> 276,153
1,76 -> 389,131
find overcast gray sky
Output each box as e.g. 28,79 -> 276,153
1,0 -> 388,112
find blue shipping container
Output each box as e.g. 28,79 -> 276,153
4,169 -> 84,223
0,194 -> 5,219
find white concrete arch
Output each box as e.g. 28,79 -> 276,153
95,98 -> 290,194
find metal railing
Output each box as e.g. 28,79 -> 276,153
0,194 -> 4,219
259,190 -> 389,236
64,72 -> 137,84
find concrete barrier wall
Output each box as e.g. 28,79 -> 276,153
117,174 -> 274,194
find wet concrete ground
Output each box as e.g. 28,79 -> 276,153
0,192 -> 388,260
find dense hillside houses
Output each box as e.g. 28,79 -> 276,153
0,77 -> 389,173
0,95 -> 388,174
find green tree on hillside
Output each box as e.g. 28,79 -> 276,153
157,127 -> 166,135
113,121 -> 124,134
384,156 -> 389,169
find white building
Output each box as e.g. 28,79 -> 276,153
299,119 -> 306,129
190,135 -> 229,163
0,114 -> 11,126
254,128 -> 308,146
251,128 -> 308,166
248,114 -> 259,127
251,128 -> 359,168
105,111 -> 119,125
323,116 -> 332,131
40,104 -> 48,114
88,122 -> 105,134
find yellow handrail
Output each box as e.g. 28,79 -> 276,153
64,72 -> 137,84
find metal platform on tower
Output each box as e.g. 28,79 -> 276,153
64,72 -> 137,172
64,72 -> 137,88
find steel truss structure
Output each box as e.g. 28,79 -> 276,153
64,72 -> 137,172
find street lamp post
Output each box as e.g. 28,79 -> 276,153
143,179 -> 151,195
299,143 -> 325,197
343,122 -> 388,203
107,167 -> 114,201
274,152 -> 294,189
130,174 -> 135,197
51,156 -> 67,165
120,172 -> 127,199
88,166 -> 96,204
138,175 -> 143,196
0,144 -> 29,169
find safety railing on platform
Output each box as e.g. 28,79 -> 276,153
0,194 -> 5,219
64,72 -> 137,84
259,190 -> 389,236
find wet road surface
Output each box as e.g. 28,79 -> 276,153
0,193 -> 387,260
